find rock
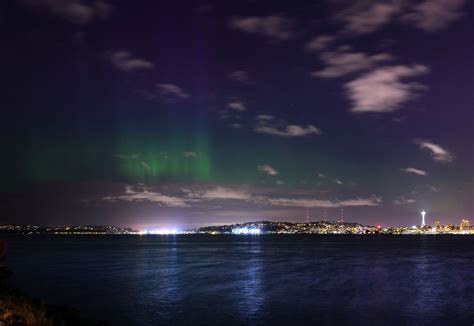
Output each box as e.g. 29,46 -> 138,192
0,240 -> 5,260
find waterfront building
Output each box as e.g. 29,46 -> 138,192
460,219 -> 470,231
435,219 -> 441,232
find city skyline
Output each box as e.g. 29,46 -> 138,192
2,0 -> 473,229
1,214 -> 471,234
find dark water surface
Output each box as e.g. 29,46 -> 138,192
3,235 -> 474,325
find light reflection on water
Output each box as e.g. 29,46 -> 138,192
130,237 -> 182,323
4,235 -> 474,325
233,241 -> 264,321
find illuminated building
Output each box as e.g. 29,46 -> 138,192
140,228 -> 178,235
435,219 -> 441,232
460,219 -> 470,231
232,227 -> 261,235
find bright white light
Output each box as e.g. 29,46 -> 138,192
232,227 -> 261,235
421,210 -> 426,226
141,228 -> 178,235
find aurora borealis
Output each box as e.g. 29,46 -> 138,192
2,0 -> 473,229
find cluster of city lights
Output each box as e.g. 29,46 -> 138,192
139,228 -> 179,235
231,227 -> 261,235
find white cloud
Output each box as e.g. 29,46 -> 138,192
229,123 -> 242,128
110,50 -> 154,72
103,186 -> 188,207
335,0 -> 465,35
401,167 -> 428,176
101,183 -> 384,213
155,84 -> 190,100
20,0 -> 112,25
305,35 -> 336,52
137,84 -> 190,102
255,124 -> 322,137
393,197 -> 416,205
334,179 -> 343,185
227,101 -> 246,112
403,0 -> 466,31
194,187 -> 251,200
258,165 -> 279,176
414,140 -> 454,163
183,152 -> 197,158
345,65 -> 429,113
254,114 -> 322,137
317,173 -> 326,178
266,196 -> 381,208
312,50 -> 392,78
255,114 -> 274,121
114,153 -> 140,159
229,15 -> 295,40
140,162 -> 150,170
229,70 -> 251,83
218,100 -> 246,128
337,1 -> 403,34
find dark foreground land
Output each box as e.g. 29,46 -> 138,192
0,240 -> 107,326
0,284 -> 108,326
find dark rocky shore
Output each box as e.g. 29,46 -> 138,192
0,240 -> 108,326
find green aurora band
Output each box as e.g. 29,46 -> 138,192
115,128 -> 212,182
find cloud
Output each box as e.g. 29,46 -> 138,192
336,1 -> 403,34
229,15 -> 295,40
334,179 -> 343,185
218,99 -> 246,128
137,84 -> 190,102
393,197 -> 416,205
227,101 -> 246,112
258,165 -> 279,176
229,123 -> 242,128
266,196 -> 381,208
312,50 -> 392,78
403,0 -> 466,31
20,0 -> 112,25
114,153 -> 140,159
254,115 -> 322,137
155,84 -> 190,100
255,114 -> 274,121
414,140 -> 454,163
305,35 -> 336,52
100,183 -> 384,215
103,186 -> 189,207
255,124 -> 322,137
140,162 -> 150,170
192,187 -> 251,200
334,0 -> 465,34
183,151 -> 197,158
401,167 -> 428,176
317,173 -> 326,178
345,64 -> 429,113
110,50 -> 154,72
229,70 -> 251,83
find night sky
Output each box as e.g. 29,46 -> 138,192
2,0 -> 473,230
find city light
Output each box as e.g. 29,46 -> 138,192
140,228 -> 178,235
231,227 -> 261,235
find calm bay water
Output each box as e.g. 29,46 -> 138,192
3,235 -> 474,325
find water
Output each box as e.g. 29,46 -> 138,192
3,235 -> 474,325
